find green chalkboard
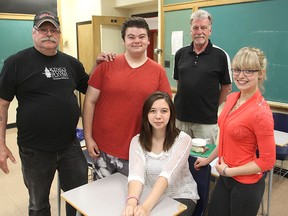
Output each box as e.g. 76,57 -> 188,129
164,9 -> 192,87
164,0 -> 288,103
0,19 -> 33,71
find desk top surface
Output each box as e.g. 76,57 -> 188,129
61,173 -> 186,216
274,130 -> 288,147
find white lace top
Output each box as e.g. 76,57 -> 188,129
128,131 -> 199,202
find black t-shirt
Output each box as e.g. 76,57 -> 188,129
173,41 -> 231,124
0,47 -> 89,151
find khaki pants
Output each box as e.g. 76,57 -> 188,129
176,119 -> 218,144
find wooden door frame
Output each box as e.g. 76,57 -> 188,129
76,20 -> 93,112
92,16 -> 127,60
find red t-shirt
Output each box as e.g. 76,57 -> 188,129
88,54 -> 172,160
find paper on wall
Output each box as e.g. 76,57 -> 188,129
171,31 -> 183,55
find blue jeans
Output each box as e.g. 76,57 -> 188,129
19,138 -> 88,216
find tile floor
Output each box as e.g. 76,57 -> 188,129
1,127 -> 288,216
0,127 -> 66,216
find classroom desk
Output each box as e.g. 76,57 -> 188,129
274,130 -> 288,146
61,173 -> 186,216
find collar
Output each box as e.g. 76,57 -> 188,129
189,39 -> 212,55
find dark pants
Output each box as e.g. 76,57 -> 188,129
208,175 -> 265,216
19,138 -> 88,216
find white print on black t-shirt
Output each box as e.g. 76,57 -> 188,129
43,67 -> 69,80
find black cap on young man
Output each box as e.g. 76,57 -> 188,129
33,10 -> 60,28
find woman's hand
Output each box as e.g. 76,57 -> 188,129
122,204 -> 136,216
133,205 -> 149,216
215,157 -> 229,176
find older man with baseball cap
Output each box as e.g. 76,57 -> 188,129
31,10 -> 62,56
33,10 -> 60,28
0,10 -> 115,216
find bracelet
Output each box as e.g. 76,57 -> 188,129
222,166 -> 228,176
126,196 -> 139,204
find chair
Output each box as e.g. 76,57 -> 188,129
82,148 -> 95,181
188,156 -> 211,216
75,128 -> 95,180
273,112 -> 288,133
275,145 -> 288,178
273,112 -> 288,178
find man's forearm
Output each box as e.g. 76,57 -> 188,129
219,84 -> 232,105
0,98 -> 10,144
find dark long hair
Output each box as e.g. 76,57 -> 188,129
139,91 -> 180,152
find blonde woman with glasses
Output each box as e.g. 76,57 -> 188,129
194,47 -> 276,216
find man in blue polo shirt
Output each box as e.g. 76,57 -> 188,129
173,9 -> 232,144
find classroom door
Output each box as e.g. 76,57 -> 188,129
147,29 -> 158,62
92,15 -> 127,58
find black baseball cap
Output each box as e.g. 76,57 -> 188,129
33,10 -> 60,28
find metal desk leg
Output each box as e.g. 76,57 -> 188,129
57,173 -> 61,216
261,198 -> 264,215
267,168 -> 273,216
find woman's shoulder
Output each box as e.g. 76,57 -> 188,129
129,134 -> 144,152
176,131 -> 192,143
227,92 -> 239,101
131,134 -> 140,142
170,131 -> 192,154
179,130 -> 190,137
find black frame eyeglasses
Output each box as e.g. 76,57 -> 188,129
34,27 -> 61,35
231,69 -> 260,77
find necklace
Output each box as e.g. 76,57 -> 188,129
229,99 -> 241,114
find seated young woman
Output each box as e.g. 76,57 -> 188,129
122,91 -> 199,216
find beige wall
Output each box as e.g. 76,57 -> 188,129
59,0 -> 101,57
115,0 -> 157,8
100,0 -> 129,17
129,5 -> 157,15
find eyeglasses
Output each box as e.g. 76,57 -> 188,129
34,27 -> 61,35
191,25 -> 210,31
231,69 -> 260,77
